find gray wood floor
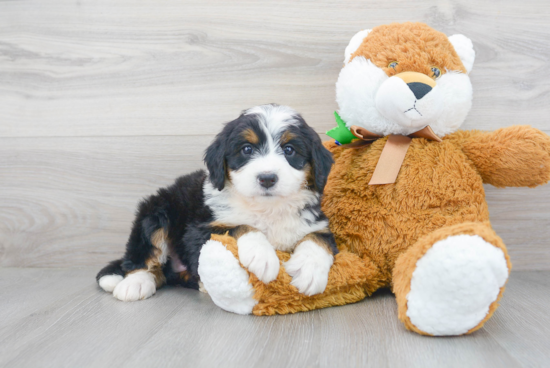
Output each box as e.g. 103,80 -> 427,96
2,1 -> 550,367
1,268 -> 549,368
1,0 -> 550,270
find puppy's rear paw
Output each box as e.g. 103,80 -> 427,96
113,271 -> 156,301
238,232 -> 280,284
284,240 -> 333,296
98,274 -> 123,292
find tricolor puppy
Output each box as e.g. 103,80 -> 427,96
97,104 -> 336,301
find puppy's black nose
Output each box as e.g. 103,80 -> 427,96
258,173 -> 278,189
407,82 -> 432,100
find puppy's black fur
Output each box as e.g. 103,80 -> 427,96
96,106 -> 336,292
96,170 -> 212,289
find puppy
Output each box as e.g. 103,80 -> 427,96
96,104 -> 337,301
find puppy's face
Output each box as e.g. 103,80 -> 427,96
204,104 -> 333,198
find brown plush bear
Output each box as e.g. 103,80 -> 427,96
198,22 -> 550,336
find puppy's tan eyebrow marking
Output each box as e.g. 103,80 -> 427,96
280,131 -> 296,145
242,128 -> 259,144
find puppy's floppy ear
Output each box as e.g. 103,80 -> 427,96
311,137 -> 334,193
204,131 -> 227,191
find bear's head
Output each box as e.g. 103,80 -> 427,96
336,22 -> 475,137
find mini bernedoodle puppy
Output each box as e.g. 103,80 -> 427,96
97,104 -> 337,301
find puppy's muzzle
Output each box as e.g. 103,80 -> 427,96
258,173 -> 278,189
395,72 -> 436,100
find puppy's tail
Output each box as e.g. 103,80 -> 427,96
96,259 -> 125,293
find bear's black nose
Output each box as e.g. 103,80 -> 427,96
407,82 -> 432,100
258,173 -> 278,189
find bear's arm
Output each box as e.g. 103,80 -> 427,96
460,126 -> 550,188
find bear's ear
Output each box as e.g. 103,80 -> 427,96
448,34 -> 475,74
344,29 -> 371,64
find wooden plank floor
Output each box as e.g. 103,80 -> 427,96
2,0 -> 550,270
1,1 -> 550,367
1,268 -> 549,368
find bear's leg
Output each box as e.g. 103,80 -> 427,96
198,234 -> 384,315
198,238 -> 259,314
392,222 -> 511,336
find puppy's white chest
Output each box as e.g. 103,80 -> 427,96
219,200 -> 312,251
249,210 -> 309,252
205,183 -> 325,252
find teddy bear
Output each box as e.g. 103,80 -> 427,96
197,22 -> 550,336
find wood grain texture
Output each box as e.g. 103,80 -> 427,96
1,136 -> 549,269
0,136 -> 212,267
1,268 -> 549,367
1,0 -> 550,269
1,0 -> 550,138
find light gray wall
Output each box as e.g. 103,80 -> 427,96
1,0 -> 549,269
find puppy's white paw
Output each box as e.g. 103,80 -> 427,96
284,240 -> 333,296
112,271 -> 156,302
98,274 -> 123,292
238,232 -> 280,284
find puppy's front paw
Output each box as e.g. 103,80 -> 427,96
113,271 -> 156,301
284,240 -> 333,296
238,232 -> 280,284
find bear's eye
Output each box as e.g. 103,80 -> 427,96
388,61 -> 398,69
431,67 -> 441,79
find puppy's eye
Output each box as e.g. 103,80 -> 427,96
431,66 -> 441,79
388,61 -> 398,69
283,146 -> 295,156
242,145 -> 253,155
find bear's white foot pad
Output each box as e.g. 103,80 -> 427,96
198,240 -> 258,315
407,234 -> 509,336
112,271 -> 156,302
98,274 -> 123,292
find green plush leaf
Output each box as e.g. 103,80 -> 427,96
325,111 -> 356,144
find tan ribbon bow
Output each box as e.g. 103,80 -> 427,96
345,125 -> 442,185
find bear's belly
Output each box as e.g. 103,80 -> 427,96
321,139 -> 490,281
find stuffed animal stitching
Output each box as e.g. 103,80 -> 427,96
198,22 -> 550,336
